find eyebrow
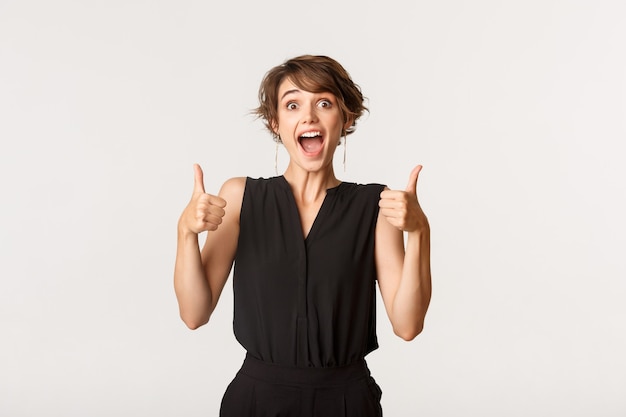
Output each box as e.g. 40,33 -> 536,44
280,89 -> 300,101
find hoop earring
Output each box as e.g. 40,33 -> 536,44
342,133 -> 347,172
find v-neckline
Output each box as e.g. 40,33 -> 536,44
278,176 -> 343,242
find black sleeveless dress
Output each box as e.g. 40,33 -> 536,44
220,176 -> 386,416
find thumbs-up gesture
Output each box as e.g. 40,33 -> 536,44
379,165 -> 429,233
178,164 -> 227,234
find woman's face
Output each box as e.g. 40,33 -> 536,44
274,78 -> 347,173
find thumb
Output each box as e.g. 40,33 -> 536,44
193,164 -> 206,194
405,165 -> 422,195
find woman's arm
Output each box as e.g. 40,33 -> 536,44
375,165 -> 432,340
173,164 -> 245,329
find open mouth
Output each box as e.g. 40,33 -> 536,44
298,131 -> 324,154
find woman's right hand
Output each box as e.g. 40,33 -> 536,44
178,164 -> 227,235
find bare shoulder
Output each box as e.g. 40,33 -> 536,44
219,177 -> 246,220
376,203 -> 403,245
376,185 -> 404,266
375,186 -> 394,233
375,185 -> 405,314
219,177 -> 246,196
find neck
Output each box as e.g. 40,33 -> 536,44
282,164 -> 340,203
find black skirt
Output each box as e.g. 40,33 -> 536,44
219,354 -> 383,417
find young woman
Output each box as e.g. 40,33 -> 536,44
174,55 -> 431,416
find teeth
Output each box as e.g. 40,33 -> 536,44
300,131 -> 321,138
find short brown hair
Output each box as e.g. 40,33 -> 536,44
254,55 -> 368,142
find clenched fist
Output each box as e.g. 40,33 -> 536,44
379,165 -> 429,233
178,164 -> 227,234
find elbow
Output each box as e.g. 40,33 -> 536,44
394,322 -> 424,341
180,313 -> 210,330
184,320 -> 206,330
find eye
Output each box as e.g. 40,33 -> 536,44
317,99 -> 332,108
286,102 -> 298,110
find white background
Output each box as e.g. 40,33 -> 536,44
1,1 -> 625,416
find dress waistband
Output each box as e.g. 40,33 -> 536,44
238,353 -> 371,386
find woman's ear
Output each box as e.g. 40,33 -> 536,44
270,120 -> 279,135
343,116 -> 354,134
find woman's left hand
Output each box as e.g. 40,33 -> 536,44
379,165 -> 429,233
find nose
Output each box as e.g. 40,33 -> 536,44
301,103 -> 318,124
